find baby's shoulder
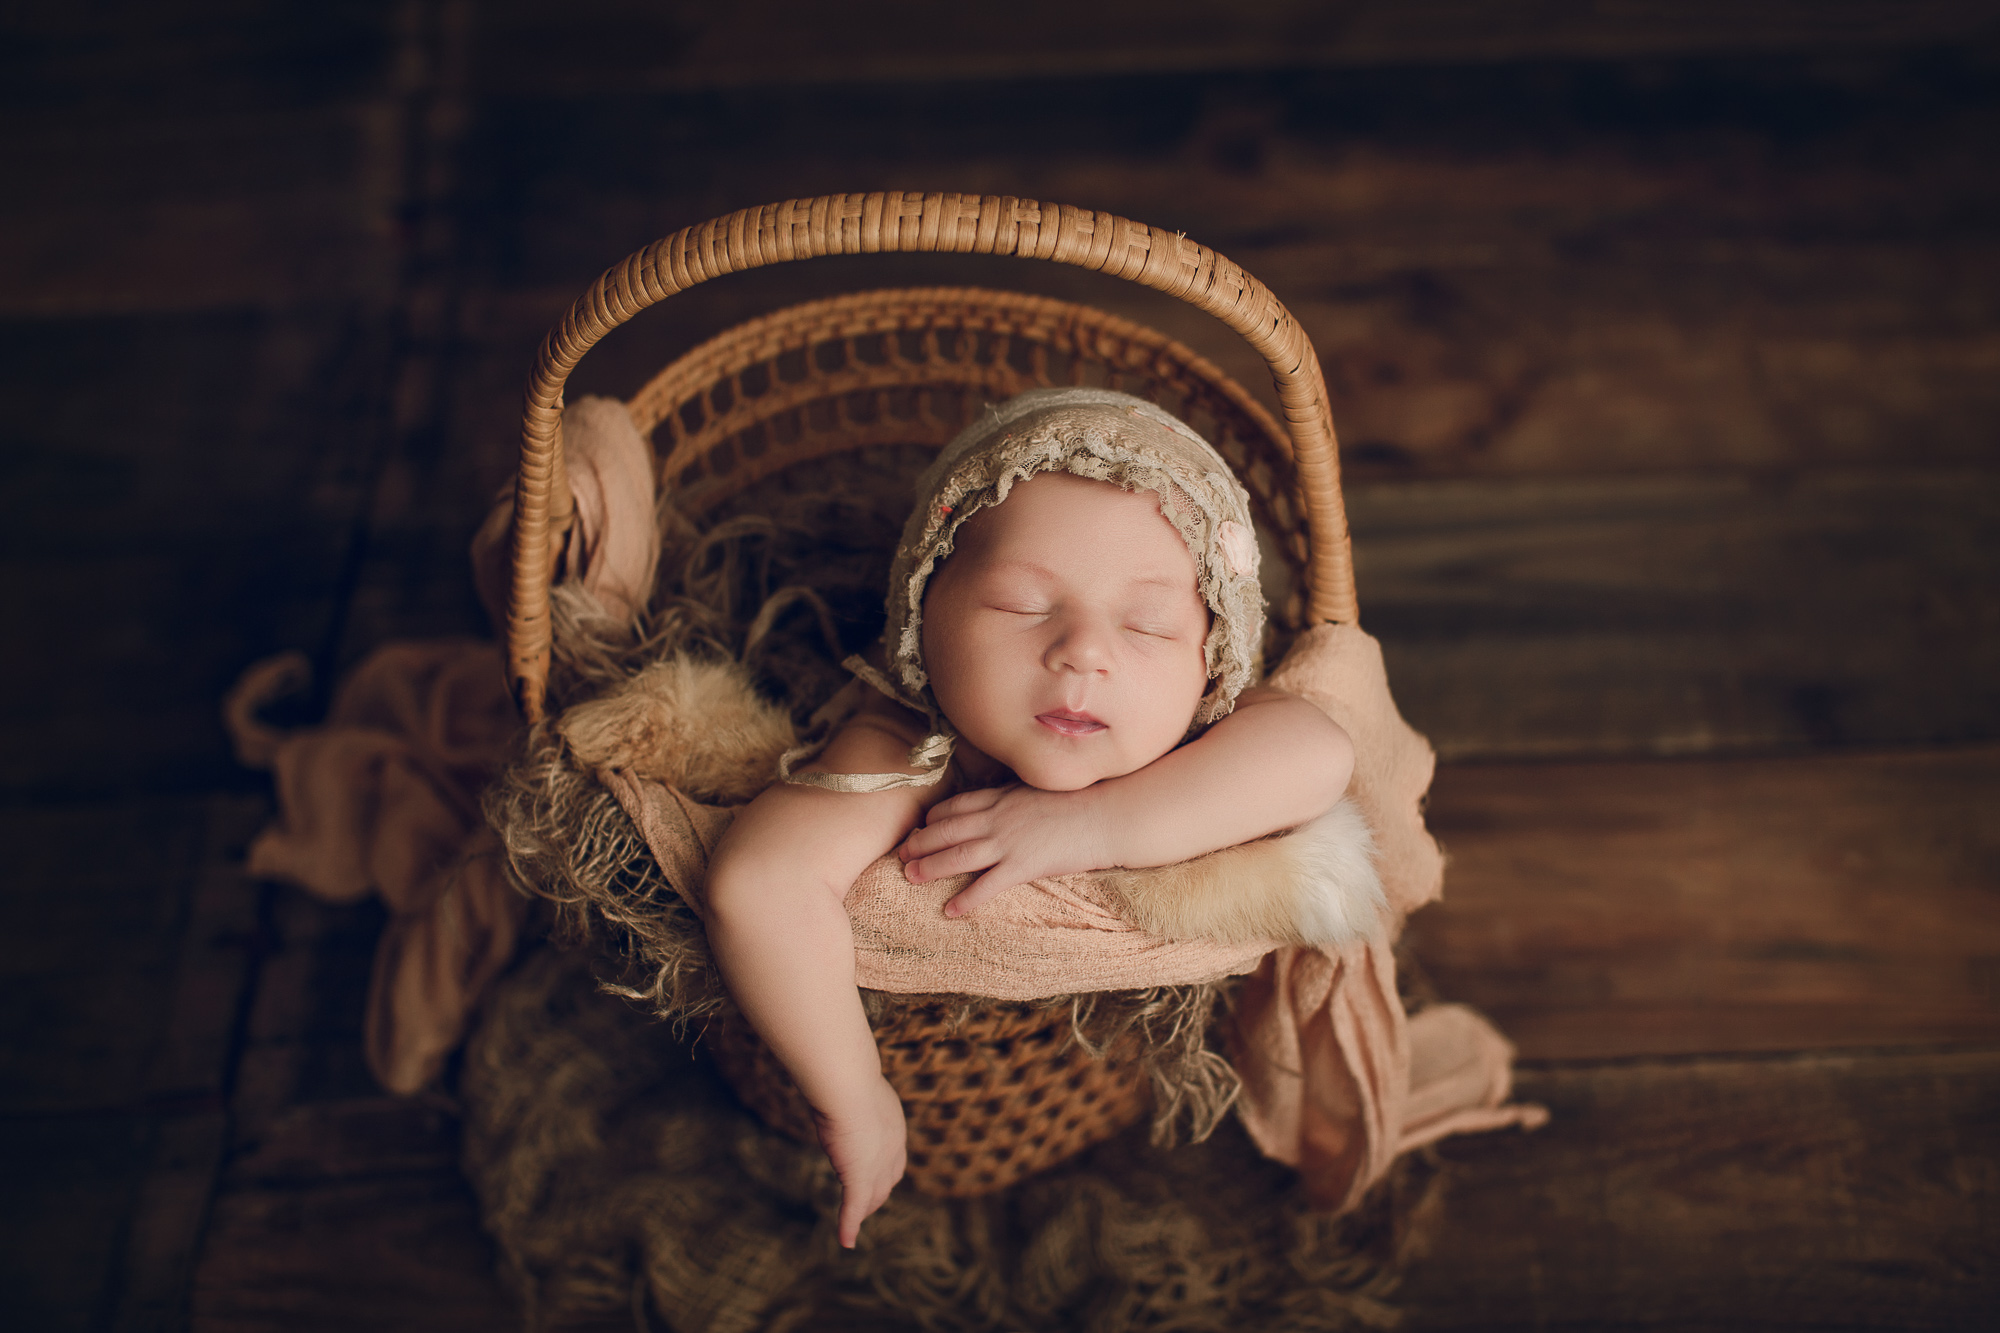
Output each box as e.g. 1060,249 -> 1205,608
812,688 -> 930,775
845,686 -> 930,740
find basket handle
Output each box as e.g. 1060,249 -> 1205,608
509,192 -> 1355,721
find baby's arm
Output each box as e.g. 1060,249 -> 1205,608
901,686 -> 1351,917
704,701 -> 935,1247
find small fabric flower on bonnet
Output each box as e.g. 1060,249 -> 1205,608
785,387 -> 1266,791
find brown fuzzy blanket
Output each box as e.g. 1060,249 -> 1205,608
461,943 -> 1440,1333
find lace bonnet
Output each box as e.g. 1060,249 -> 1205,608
786,387 -> 1265,791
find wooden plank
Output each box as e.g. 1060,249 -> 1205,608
0,795 -> 264,1330
0,5 -> 404,316
189,1096 -> 545,1333
191,1172 -> 519,1333
111,1110 -> 232,1333
1405,747 -> 2000,1061
1351,469 -> 2000,758
0,308 -> 391,799
0,798 -> 206,1112
111,797 -> 272,1333
0,105 -> 402,317
455,49 -> 2000,478
0,1112 -> 158,1333
1398,1049 -> 2000,1331
139,798 -> 268,1105
2,4 -> 400,112
474,1 -> 2000,90
229,893 -> 388,1139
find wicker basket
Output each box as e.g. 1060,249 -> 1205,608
707,1001 -> 1152,1197
505,193 -> 1356,1196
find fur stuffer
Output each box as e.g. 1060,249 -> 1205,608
557,656 -> 795,804
559,650 -> 1385,947
1099,800 -> 1386,948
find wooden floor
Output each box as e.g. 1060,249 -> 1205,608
3,3 -> 1996,1330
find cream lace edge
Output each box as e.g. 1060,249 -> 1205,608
777,656 -> 955,793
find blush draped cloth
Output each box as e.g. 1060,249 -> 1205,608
223,396 -> 658,1095
226,395 -> 1543,1209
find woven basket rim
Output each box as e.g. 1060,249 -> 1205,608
505,193 -> 1355,722
625,284 -> 1292,465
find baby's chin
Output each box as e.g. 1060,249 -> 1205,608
1002,747 -> 1160,793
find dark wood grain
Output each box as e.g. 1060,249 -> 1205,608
0,799 -> 209,1113
472,1 -> 2000,92
190,1098 -> 504,1333
0,796 -> 264,1333
1,1113 -> 160,1333
192,1173 -> 518,1333
229,893 -> 388,1139
1407,747 -> 2000,1061
5,4 -> 1996,1330
0,310 -> 396,800
454,39 -> 2000,480
1353,469 -> 2000,758
0,3 -> 403,316
109,798 -> 269,1333
1398,1050 -> 2000,1331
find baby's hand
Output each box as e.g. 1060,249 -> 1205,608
812,1075 -> 907,1248
898,784 -> 1110,918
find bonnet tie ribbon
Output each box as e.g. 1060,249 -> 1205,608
778,656 -> 955,792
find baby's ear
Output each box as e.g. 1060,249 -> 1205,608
1098,800 -> 1386,948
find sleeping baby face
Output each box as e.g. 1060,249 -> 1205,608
920,472 -> 1210,792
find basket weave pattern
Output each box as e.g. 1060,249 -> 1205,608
508,192 -> 1356,725
626,287 -> 1313,630
706,1001 -> 1151,1198
508,196 -> 1359,1196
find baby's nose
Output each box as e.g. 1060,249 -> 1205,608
1046,617 -> 1116,673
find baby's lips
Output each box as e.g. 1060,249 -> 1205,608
1035,710 -> 1108,736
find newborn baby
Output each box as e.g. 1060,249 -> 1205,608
703,390 -> 1356,1246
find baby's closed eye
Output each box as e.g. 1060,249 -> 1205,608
1123,620 -> 1181,639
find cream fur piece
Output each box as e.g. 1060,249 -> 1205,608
559,657 -> 795,805
1099,800 -> 1386,948
575,652 -> 1384,947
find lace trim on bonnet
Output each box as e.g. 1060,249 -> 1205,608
783,387 -> 1266,793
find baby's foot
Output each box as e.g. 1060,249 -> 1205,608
812,1075 -> 908,1247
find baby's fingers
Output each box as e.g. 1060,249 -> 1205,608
902,837 -> 1002,885
837,1174 -> 899,1248
837,1179 -> 892,1249
837,1194 -> 866,1249
944,864 -> 1026,919
923,786 -> 1006,824
898,808 -> 990,864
